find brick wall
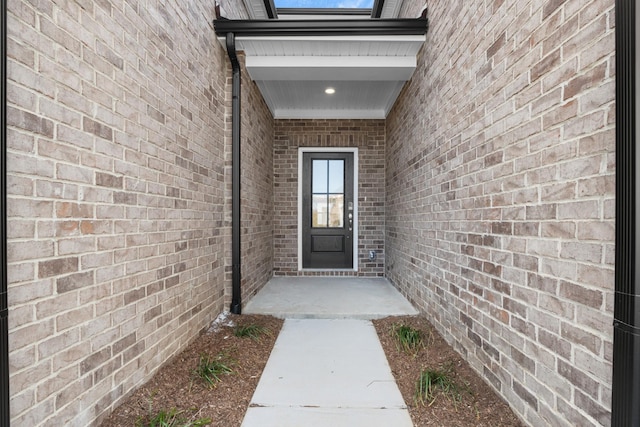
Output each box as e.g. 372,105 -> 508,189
7,1 -> 232,425
231,55 -> 274,303
273,120 -> 385,277
387,1 -> 615,426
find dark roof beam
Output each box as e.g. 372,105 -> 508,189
213,18 -> 428,37
371,0 -> 385,18
263,0 -> 277,19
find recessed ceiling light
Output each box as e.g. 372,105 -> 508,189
325,87 -> 336,95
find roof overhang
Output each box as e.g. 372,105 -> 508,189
214,19 -> 428,119
214,19 -> 429,36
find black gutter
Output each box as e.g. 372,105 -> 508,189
613,0 -> 639,426
213,18 -> 428,37
226,33 -> 242,315
1,0 -> 8,424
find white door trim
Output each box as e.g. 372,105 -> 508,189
298,147 -> 359,271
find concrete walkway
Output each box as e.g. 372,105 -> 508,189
241,277 -> 417,427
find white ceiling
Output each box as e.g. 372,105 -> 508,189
256,80 -> 406,119
226,0 -> 425,120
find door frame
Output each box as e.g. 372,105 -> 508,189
298,147 -> 358,271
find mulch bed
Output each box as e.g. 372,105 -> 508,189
101,314 -> 523,426
100,314 -> 284,427
373,316 -> 525,427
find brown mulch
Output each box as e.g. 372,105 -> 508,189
100,314 -> 284,427
373,316 -> 524,427
101,314 -> 523,427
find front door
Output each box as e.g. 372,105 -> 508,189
302,152 -> 354,269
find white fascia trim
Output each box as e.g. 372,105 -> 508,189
236,35 -> 426,44
298,147 -> 359,272
274,109 -> 387,120
246,56 -> 417,81
218,34 -> 426,51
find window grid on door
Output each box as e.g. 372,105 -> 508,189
311,159 -> 344,228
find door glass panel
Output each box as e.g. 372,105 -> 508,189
312,160 -> 328,193
303,152 -> 353,269
312,194 -> 328,228
328,194 -> 344,227
328,160 -> 344,193
311,158 -> 345,229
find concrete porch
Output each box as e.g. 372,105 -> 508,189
243,277 -> 418,319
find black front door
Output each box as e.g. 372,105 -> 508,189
302,152 -> 354,269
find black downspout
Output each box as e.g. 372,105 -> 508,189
226,33 -> 242,315
613,1 -> 639,426
1,0 -> 9,425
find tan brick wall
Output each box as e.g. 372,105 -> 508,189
219,0 -> 250,19
273,120 -> 385,277
7,1 -> 231,425
5,0 -> 618,425
230,55 -> 274,304
388,1 -> 615,426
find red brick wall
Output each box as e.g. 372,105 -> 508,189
273,120 -> 385,277
387,1 -> 615,425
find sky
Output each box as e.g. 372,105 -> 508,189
274,0 -> 374,8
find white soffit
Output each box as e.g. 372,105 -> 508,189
234,35 -> 425,119
380,0 -> 404,19
241,0 -> 270,19
257,80 -> 405,119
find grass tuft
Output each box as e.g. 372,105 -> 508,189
391,323 -> 425,355
136,407 -> 211,427
415,364 -> 469,406
193,353 -> 235,388
234,323 -> 269,341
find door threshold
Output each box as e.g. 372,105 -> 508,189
300,269 -> 357,272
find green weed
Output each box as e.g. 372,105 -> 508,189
391,323 -> 425,355
415,364 -> 469,406
193,353 -> 235,388
234,324 -> 269,341
136,407 -> 211,427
